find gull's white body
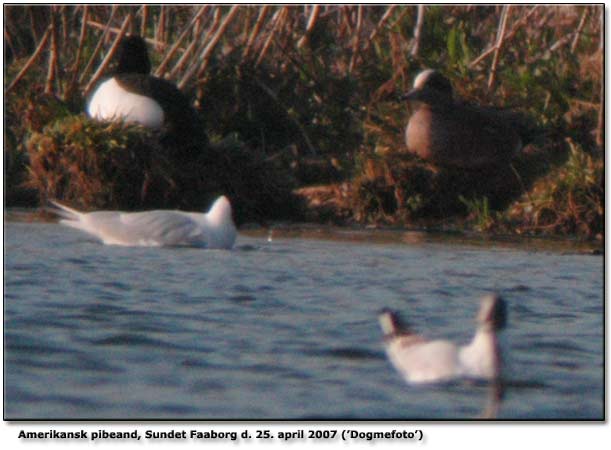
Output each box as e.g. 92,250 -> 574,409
383,328 -> 500,384
51,196 -> 237,249
379,295 -> 505,384
87,78 -> 165,128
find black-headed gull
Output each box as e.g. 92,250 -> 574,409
379,294 -> 507,384
50,196 -> 237,249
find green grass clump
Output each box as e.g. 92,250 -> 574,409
27,116 -> 175,209
505,141 -> 603,238
4,64 -> 73,205
352,152 -> 525,228
198,57 -> 360,185
26,115 -> 300,224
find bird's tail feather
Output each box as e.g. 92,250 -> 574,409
47,200 -> 82,221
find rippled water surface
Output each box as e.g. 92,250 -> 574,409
3,220 -> 604,419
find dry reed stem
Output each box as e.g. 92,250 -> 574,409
169,10 -> 212,81
341,7 -> 354,37
85,19 -> 169,50
194,10 -> 202,38
155,5 -> 166,52
359,5 -> 398,61
200,7 -> 223,49
487,5 -> 511,91
549,34 -> 573,52
28,6 -> 49,43
196,5 -> 240,79
297,4 -> 320,49
243,5 -> 270,59
596,56 -> 603,148
335,8 -> 347,41
176,8 -> 223,88
79,6 -> 118,84
470,5 -> 539,68
66,5 -> 88,100
348,6 -> 364,73
411,5 -> 425,57
73,5 -> 89,72
317,5 -> 338,20
44,8 -> 59,94
140,5 -> 147,37
368,5 -> 397,42
155,5 -> 208,77
168,31 -> 204,81
4,28 -> 16,58
239,7 -> 254,45
389,30 -> 408,90
60,5 -> 68,45
570,7 -> 589,53
5,25 -> 51,93
256,7 -> 288,68
175,8 -> 221,81
387,7 -> 410,33
84,14 -> 131,97
279,7 -> 298,57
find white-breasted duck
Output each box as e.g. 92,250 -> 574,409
87,35 -> 201,142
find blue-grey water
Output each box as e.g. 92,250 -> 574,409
3,220 -> 604,419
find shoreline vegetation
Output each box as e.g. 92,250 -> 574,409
4,5 -> 604,240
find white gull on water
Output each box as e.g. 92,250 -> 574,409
379,294 -> 507,384
50,196 -> 237,249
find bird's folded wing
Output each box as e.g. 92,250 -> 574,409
77,211 -> 206,246
116,211 -> 206,246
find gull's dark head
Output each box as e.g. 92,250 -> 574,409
378,308 -> 410,337
477,294 -> 508,331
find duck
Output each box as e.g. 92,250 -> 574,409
378,294 -> 507,384
402,69 -> 533,168
49,196 -> 237,249
87,35 -> 201,141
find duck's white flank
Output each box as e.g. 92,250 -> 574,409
51,196 -> 237,249
87,78 -> 165,128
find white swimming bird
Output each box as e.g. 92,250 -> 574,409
50,196 -> 237,249
378,294 -> 507,384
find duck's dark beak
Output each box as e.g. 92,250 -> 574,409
399,89 -> 422,102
